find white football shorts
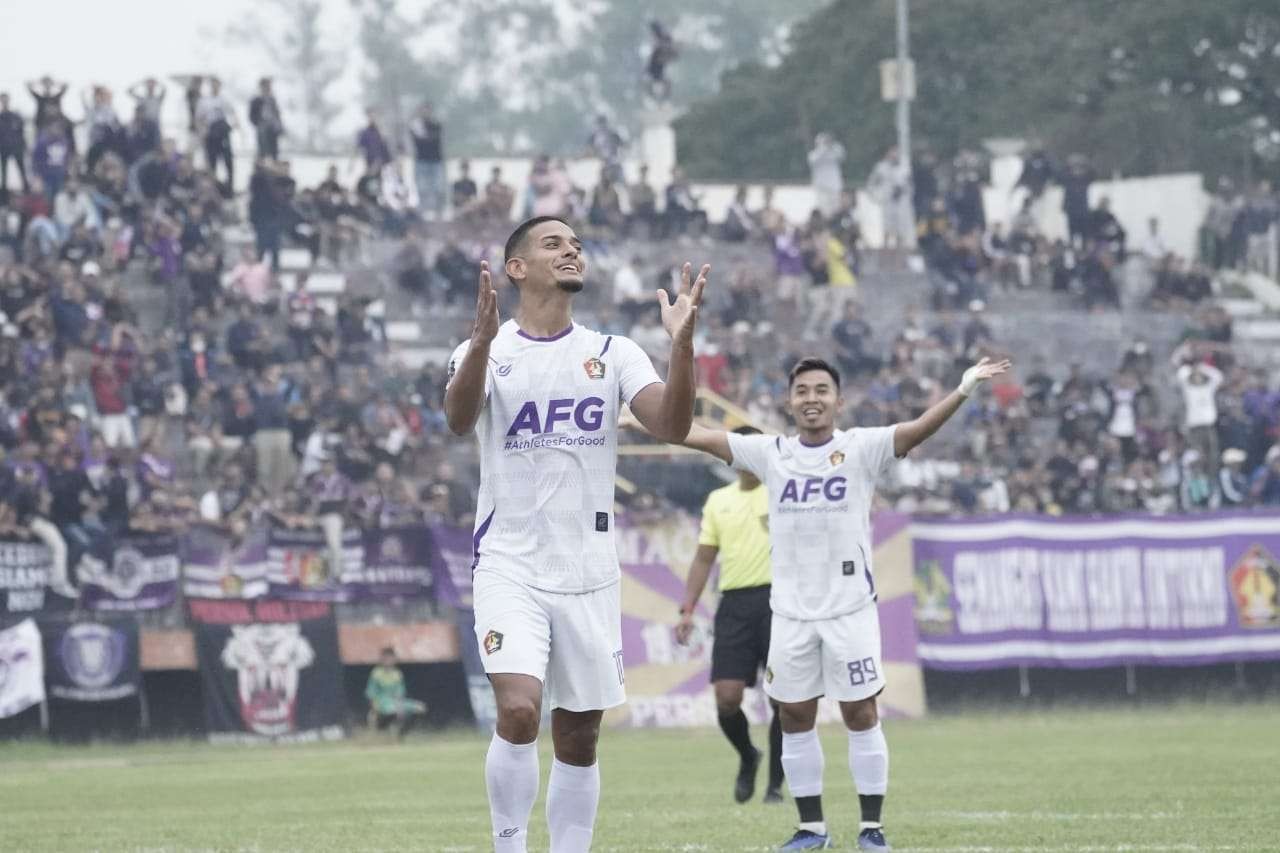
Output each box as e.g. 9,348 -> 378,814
763,604 -> 885,703
472,569 -> 625,712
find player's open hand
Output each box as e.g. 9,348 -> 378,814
657,262 -> 710,347
472,260 -> 499,345
958,356 -> 1013,396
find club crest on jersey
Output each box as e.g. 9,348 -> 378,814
829,450 -> 846,467
483,630 -> 504,655
583,357 -> 606,380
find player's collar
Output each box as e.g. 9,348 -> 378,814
796,432 -> 836,449
515,322 -> 574,342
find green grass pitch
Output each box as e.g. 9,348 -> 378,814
2,704 -> 1275,851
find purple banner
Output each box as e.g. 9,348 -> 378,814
912,512 -> 1280,670
341,527 -> 436,601
78,532 -> 180,612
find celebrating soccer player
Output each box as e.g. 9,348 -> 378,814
659,354 -> 1011,851
443,216 -> 709,853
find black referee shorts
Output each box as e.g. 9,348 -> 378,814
710,584 -> 772,686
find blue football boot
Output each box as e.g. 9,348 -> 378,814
857,825 -> 891,851
778,828 -> 833,850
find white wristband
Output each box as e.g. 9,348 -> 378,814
957,375 -> 979,397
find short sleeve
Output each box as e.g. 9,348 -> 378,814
727,433 -> 775,479
445,339 -> 492,399
612,335 -> 662,404
856,426 -> 898,477
697,493 -> 721,547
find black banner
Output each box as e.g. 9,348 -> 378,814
42,618 -> 140,702
0,538 -> 75,615
189,599 -> 346,743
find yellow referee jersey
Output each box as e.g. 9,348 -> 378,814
697,480 -> 771,591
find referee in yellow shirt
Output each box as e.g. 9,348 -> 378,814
676,426 -> 784,804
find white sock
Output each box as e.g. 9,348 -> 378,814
781,729 -> 824,798
546,758 -> 600,853
782,728 -> 826,835
848,722 -> 889,797
485,734 -> 540,852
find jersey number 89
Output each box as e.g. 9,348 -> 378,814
847,657 -> 879,687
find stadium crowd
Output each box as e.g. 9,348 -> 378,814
0,74 -> 1278,595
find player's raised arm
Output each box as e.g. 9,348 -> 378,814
621,413 -> 733,464
443,261 -> 500,436
892,356 -> 1012,457
627,262 -> 710,443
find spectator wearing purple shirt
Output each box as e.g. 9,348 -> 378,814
356,110 -> 392,172
32,121 -> 72,200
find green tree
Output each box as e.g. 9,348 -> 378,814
350,0 -> 824,155
676,0 -> 1280,182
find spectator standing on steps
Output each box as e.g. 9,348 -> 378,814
808,133 -> 845,219
867,145 -> 913,249
407,102 -> 444,220
356,109 -> 392,173
197,77 -> 238,193
1174,344 -> 1223,473
0,93 -> 28,197
249,78 -> 285,160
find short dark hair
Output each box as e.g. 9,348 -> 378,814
504,216 -> 570,264
380,646 -> 395,657
732,425 -> 762,436
788,357 -> 841,390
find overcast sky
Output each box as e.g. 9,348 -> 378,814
3,0 -> 366,135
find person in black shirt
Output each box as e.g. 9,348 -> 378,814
0,92 -> 28,196
26,76 -> 67,130
450,159 -> 477,213
408,102 -> 444,219
249,78 -> 285,159
1060,154 -> 1094,249
48,448 -> 96,541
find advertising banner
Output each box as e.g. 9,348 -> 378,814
911,512 -> 1280,669
42,618 -> 140,701
189,598 -> 345,744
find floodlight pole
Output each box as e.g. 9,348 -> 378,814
895,0 -> 915,241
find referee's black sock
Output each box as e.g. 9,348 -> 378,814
768,709 -> 784,790
717,709 -> 756,762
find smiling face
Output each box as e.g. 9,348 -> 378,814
506,219 -> 586,295
788,369 -> 841,433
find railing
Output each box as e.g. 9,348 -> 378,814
618,387 -> 761,457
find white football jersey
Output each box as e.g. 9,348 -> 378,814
727,427 -> 898,620
448,320 -> 661,593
